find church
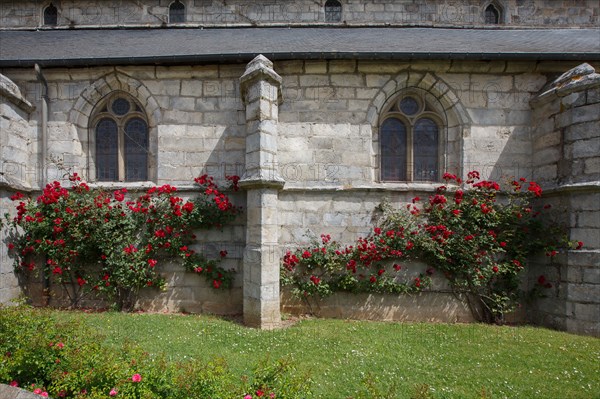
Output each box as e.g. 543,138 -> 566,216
1,0 -> 598,335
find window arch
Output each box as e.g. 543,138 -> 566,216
91,93 -> 149,182
484,3 -> 502,24
380,92 -> 443,182
43,3 -> 58,26
325,0 -> 342,22
169,0 -> 186,23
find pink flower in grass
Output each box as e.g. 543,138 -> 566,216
244,395 -> 252,399
132,373 -> 142,383
109,388 -> 118,396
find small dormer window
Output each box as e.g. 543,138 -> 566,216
43,3 -> 58,26
484,4 -> 501,24
325,0 -> 342,23
169,1 -> 186,23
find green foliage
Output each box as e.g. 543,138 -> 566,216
282,171 -> 582,323
281,232 -> 430,299
0,305 -> 312,398
4,173 -> 240,310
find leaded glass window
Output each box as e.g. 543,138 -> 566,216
44,3 -> 58,26
169,1 -> 185,23
92,94 -> 149,182
484,4 -> 500,24
381,118 -> 407,181
380,94 -> 441,182
325,0 -> 342,22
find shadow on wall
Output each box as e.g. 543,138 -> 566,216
281,290 -> 475,323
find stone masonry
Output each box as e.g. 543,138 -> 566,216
0,0 -> 599,336
1,0 -> 597,28
239,55 -> 285,329
528,63 -> 600,336
1,57 -> 599,333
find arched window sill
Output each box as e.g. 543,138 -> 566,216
87,181 -> 156,192
281,182 -> 457,193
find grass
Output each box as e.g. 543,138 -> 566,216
49,310 -> 600,399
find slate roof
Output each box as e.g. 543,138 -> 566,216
1,27 -> 599,67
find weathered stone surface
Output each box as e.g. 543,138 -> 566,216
0,384 -> 48,399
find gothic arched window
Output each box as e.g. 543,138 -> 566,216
43,3 -> 58,26
380,93 -> 442,182
325,0 -> 342,22
484,4 -> 501,24
92,93 -> 149,182
169,1 -> 186,23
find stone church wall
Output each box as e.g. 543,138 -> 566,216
1,0 -> 598,28
527,64 -> 600,336
0,59 -> 598,332
0,74 -> 36,305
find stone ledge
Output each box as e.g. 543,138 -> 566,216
531,63 -> 600,106
0,384 -> 50,399
542,181 -> 600,195
0,74 -> 35,114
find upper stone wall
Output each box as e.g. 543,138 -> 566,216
0,0 -> 597,29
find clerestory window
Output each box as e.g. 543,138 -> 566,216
325,0 -> 342,22
380,94 -> 442,182
43,3 -> 58,26
484,4 -> 501,24
169,0 -> 186,23
92,93 -> 149,182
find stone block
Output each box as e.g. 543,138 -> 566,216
274,61 -> 304,75
515,73 -> 548,92
471,74 -> 513,93
533,130 -> 561,149
466,108 -> 506,125
567,283 -> 600,303
505,109 -> 531,125
299,75 -> 330,87
565,120 -> 600,142
329,60 -> 356,73
357,61 -> 408,74
449,61 -> 494,73
144,80 -> 180,96
572,137 -> 600,159
355,88 -> 380,100
170,96 -> 196,112
587,87 -> 600,104
561,92 -> 587,108
566,318 -> 600,337
584,157 -> 600,176
365,74 -> 392,88
180,80 -> 204,97
573,302 -> 600,322
303,61 -> 327,74
504,61 -> 536,73
575,211 -> 599,230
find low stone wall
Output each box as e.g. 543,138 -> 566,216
281,290 -> 475,323
0,384 -> 47,399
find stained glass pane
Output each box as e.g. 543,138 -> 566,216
111,98 -> 130,116
381,118 -> 407,181
96,118 -> 118,181
169,1 -> 185,23
325,0 -> 342,22
124,118 -> 148,181
414,118 -> 438,181
485,5 -> 499,24
44,4 -> 58,26
399,97 -> 419,115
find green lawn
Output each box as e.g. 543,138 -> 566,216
51,311 -> 600,399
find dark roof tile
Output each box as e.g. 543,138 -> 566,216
1,27 -> 598,67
